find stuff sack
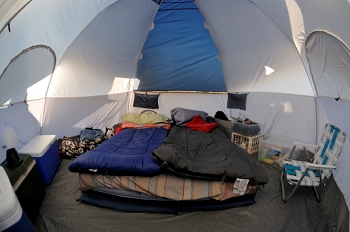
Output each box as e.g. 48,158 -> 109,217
79,127 -> 108,153
58,135 -> 83,159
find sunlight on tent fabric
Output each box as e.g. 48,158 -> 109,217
265,66 -> 275,75
109,77 -> 138,94
72,93 -> 129,130
1,99 -> 11,107
133,78 -> 140,90
204,21 -> 209,30
281,101 -> 293,113
285,0 -> 305,53
72,103 -> 121,129
26,74 -> 51,100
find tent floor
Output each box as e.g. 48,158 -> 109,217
34,154 -> 349,232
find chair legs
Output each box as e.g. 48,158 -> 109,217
313,169 -> 322,202
280,172 -> 321,202
280,172 -> 300,202
313,186 -> 321,202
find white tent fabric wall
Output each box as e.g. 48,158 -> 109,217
316,97 -> 350,211
41,93 -> 229,138
250,0 -> 350,83
0,46 -> 55,105
0,0 -> 118,79
306,31 -> 350,100
41,93 -> 132,138
47,0 -> 158,98
196,0 -> 314,96
244,93 -> 316,143
0,0 -> 350,227
40,92 -> 317,149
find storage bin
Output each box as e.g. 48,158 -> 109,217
231,132 -> 264,154
1,154 -> 45,224
258,135 -> 303,162
231,121 -> 260,137
0,166 -> 37,232
19,135 -> 60,186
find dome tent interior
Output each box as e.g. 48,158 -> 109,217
0,0 -> 349,230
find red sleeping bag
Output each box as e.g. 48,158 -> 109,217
185,115 -> 218,132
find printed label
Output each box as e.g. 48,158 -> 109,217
233,178 -> 249,195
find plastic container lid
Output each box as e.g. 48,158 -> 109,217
261,134 -> 304,149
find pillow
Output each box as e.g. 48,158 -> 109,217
121,111 -> 171,124
171,107 -> 208,126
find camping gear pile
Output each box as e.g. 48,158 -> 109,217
58,128 -> 108,159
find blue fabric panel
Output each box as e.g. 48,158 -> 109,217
285,169 -> 297,176
320,139 -> 330,160
320,124 -> 338,165
68,128 -> 167,175
284,163 -> 317,172
137,0 -> 226,91
322,156 -> 329,165
283,164 -> 300,171
284,168 -> 319,177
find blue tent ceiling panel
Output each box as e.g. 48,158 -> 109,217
137,0 -> 226,92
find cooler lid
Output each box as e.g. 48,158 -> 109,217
18,135 -> 56,157
0,166 -> 22,230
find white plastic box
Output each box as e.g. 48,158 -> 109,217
258,135 -> 303,162
19,135 -> 60,185
0,166 -> 37,232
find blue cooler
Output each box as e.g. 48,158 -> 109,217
18,135 -> 60,186
0,166 -> 37,232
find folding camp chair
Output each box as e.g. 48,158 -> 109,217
280,123 -> 346,202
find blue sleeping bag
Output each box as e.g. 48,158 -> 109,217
68,128 -> 167,176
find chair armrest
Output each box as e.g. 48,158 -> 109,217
305,163 -> 336,170
293,142 -> 318,150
